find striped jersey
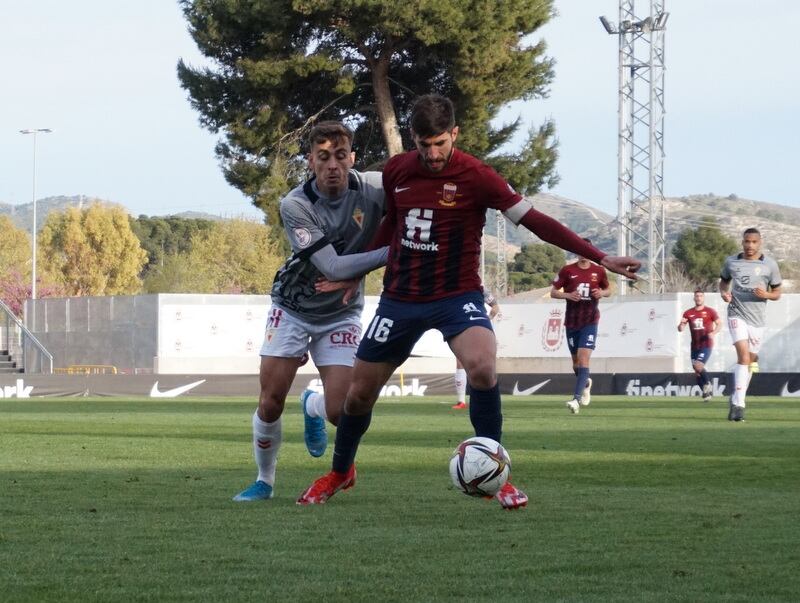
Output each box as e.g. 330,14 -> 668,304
270,170 -> 384,322
720,253 -> 781,327
551,262 -> 609,328
380,149 -> 522,301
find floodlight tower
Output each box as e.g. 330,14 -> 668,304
600,1 -> 668,294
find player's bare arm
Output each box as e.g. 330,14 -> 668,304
754,285 -> 781,301
719,278 -> 732,303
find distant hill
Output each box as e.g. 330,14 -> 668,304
0,196 -> 224,233
483,192 -> 800,262
3,192 -> 799,262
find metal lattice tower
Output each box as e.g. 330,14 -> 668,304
494,210 -> 508,296
600,1 -> 668,294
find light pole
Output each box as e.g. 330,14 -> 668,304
19,128 -> 52,300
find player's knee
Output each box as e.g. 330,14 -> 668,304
258,391 -> 285,420
465,364 -> 496,390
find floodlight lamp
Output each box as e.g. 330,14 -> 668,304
640,17 -> 653,33
620,20 -> 632,32
655,12 -> 670,29
599,15 -> 617,34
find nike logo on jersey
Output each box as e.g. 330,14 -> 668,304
780,382 -> 800,397
512,379 -> 551,396
570,274 -> 578,278
149,379 -> 206,398
394,186 -> 411,193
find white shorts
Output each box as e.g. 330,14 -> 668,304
259,305 -> 362,367
727,317 -> 762,354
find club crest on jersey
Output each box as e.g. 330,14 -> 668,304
352,207 -> 364,229
293,227 -> 312,248
439,182 -> 457,206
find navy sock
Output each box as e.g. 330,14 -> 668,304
331,411 -> 372,474
699,370 -> 709,387
468,383 -> 502,442
574,367 -> 590,400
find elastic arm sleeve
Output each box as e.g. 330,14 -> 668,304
518,208 -> 607,264
309,245 -> 389,281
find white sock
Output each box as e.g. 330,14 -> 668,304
305,391 -> 328,420
252,411 -> 281,485
733,364 -> 749,407
454,368 -> 467,403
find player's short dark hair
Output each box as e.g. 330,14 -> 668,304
410,94 -> 456,138
743,227 -> 761,237
308,121 -> 353,150
694,288 -> 704,294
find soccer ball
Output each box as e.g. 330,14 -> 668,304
449,437 -> 510,497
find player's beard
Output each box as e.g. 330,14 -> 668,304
422,149 -> 454,173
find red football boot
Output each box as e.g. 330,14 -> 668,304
495,481 -> 528,510
296,465 -> 357,505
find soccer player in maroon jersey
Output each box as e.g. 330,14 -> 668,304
297,94 -> 640,509
678,289 -> 721,401
550,244 -> 610,414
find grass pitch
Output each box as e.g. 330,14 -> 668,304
1,395 -> 799,602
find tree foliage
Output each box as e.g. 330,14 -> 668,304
38,203 -> 149,296
508,243 -> 565,292
0,215 -> 30,282
130,215 -> 217,277
671,217 -> 739,289
143,219 -> 283,294
178,0 -> 558,229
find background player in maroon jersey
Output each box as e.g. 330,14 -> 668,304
678,289 -> 722,401
550,243 -> 610,414
297,94 -> 641,510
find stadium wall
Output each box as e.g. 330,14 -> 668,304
23,292 -> 800,376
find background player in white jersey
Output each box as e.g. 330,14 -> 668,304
233,122 -> 388,501
452,291 -> 500,409
719,228 -> 782,422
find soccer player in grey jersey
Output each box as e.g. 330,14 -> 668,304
234,121 -> 388,501
719,228 -> 782,421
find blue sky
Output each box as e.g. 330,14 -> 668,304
2,1 -> 797,220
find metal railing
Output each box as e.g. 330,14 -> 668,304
0,299 -> 53,374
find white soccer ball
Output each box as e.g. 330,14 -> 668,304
449,436 -> 510,497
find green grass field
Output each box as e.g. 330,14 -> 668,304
2,395 -> 799,602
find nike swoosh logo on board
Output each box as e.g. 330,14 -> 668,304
780,382 -> 800,397
149,379 -> 206,398
512,379 -> 551,396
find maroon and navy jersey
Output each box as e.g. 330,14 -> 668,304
380,149 -> 522,302
682,306 -> 719,350
552,262 -> 609,328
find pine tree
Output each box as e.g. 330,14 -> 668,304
178,0 -> 558,230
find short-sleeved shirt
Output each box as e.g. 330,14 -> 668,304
270,170 -> 384,322
682,306 -> 719,350
380,149 -> 523,302
551,262 -> 609,329
720,253 -> 782,327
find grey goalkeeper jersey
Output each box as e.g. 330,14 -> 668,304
270,170 -> 385,322
720,253 -> 782,327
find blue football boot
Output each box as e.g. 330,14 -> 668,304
300,389 -> 327,458
232,480 -> 273,501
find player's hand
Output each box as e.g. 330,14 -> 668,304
315,278 -> 360,305
590,288 -> 605,300
567,291 -> 582,302
600,256 -> 641,279
721,291 -> 732,303
753,287 -> 768,299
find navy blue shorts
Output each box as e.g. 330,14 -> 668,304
357,292 -> 494,365
566,324 -> 598,355
691,347 -> 712,364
